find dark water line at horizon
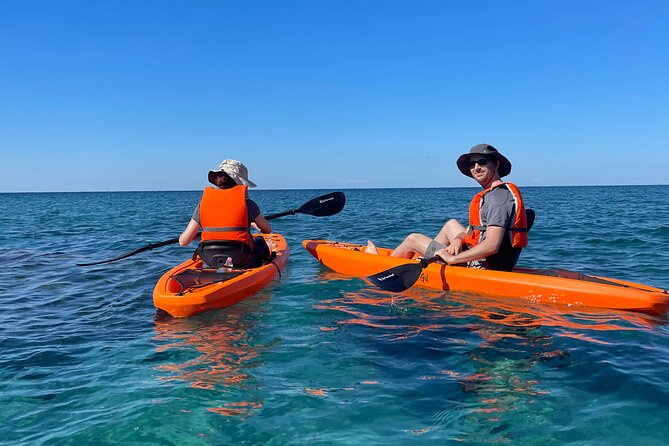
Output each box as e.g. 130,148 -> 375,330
2,182 -> 669,195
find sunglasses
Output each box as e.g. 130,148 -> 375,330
469,158 -> 491,168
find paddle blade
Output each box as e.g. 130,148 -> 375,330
366,262 -> 424,293
297,192 -> 345,217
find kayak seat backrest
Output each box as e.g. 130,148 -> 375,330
194,241 -> 253,268
526,208 -> 535,232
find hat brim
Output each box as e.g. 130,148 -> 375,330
208,170 -> 257,188
239,178 -> 257,188
456,153 -> 512,178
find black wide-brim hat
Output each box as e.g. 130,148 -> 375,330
456,144 -> 512,178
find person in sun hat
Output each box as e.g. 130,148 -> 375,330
206,159 -> 258,188
179,159 -> 273,269
366,144 -> 530,271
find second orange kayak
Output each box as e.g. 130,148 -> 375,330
154,233 -> 288,317
302,239 -> 669,314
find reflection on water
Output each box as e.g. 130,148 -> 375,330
447,310 -> 563,439
314,273 -> 666,441
152,300 -> 269,419
3,187 -> 668,444
314,271 -> 661,336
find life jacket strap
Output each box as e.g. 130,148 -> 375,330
202,226 -> 249,232
471,224 -> 528,232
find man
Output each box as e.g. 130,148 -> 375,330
366,144 -> 528,271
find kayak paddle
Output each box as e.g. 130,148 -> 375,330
366,256 -> 442,293
77,191 -> 346,267
264,191 -> 345,219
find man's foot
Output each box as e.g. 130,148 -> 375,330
365,240 -> 379,255
267,239 -> 277,251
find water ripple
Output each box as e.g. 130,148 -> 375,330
1,187 -> 669,445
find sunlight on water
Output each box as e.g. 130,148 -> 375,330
1,187 -> 668,445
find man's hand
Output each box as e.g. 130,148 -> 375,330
445,238 -> 464,255
434,248 -> 457,265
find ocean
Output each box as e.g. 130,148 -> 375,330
1,186 -> 668,445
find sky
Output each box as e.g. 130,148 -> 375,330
1,0 -> 668,192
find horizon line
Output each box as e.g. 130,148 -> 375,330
2,183 -> 667,194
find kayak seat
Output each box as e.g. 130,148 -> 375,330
194,241 -> 254,269
526,208 -> 535,232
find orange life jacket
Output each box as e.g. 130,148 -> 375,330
199,186 -> 253,247
463,182 -> 528,248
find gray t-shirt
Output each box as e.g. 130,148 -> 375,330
192,199 -> 261,226
478,186 -> 521,271
479,187 -> 516,235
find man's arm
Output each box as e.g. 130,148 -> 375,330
435,226 -> 505,264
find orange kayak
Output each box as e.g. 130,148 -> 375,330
302,239 -> 669,314
154,233 -> 288,317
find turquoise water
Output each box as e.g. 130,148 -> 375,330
2,186 -> 669,445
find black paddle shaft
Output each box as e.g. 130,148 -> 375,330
76,237 -> 180,267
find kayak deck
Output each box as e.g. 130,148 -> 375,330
302,239 -> 669,314
154,233 -> 289,317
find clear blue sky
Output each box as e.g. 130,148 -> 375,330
1,0 -> 668,192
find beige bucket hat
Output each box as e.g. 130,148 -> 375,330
208,159 -> 257,188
